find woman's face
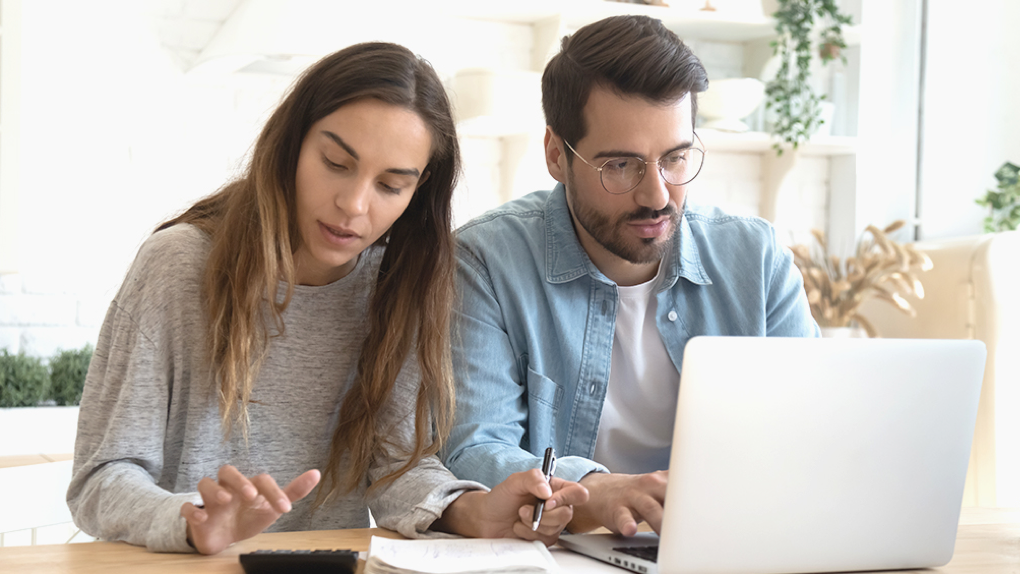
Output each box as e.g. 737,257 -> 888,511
293,98 -> 432,286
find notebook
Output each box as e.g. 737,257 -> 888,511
559,336 -> 986,574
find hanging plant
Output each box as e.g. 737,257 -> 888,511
975,162 -> 1020,232
765,0 -> 852,155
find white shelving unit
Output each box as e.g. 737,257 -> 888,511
699,130 -> 857,156
441,0 -> 863,232
450,0 -> 776,41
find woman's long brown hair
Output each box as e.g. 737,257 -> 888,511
157,42 -> 460,502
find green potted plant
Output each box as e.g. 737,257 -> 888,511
765,0 -> 853,154
0,350 -> 49,408
0,344 -> 93,458
48,344 -> 94,406
976,161 -> 1020,232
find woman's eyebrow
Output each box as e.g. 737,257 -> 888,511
322,130 -> 359,160
322,130 -> 421,178
386,167 -> 421,177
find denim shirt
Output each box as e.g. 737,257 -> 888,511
443,184 -> 819,486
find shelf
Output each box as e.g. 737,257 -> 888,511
698,129 -> 857,155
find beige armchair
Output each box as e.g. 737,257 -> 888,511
858,231 -> 1020,507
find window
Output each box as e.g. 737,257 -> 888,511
0,0 -> 21,273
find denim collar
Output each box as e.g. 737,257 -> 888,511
543,183 -> 712,289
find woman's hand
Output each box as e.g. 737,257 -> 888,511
434,469 -> 589,546
179,465 -> 321,555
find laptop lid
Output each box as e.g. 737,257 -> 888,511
561,336 -> 986,574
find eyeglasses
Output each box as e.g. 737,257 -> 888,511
563,133 -> 706,195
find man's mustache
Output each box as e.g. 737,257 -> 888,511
626,205 -> 677,222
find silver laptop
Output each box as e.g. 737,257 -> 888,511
559,336 -> 986,574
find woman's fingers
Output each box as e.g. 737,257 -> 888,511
197,476 -> 232,507
194,466 -> 319,520
283,469 -> 321,502
179,501 -> 208,524
251,473 -> 291,514
217,465 -> 258,502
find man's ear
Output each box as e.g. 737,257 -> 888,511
544,127 -> 567,184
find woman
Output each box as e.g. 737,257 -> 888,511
67,42 -> 586,555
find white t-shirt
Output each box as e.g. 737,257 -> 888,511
593,265 -> 680,474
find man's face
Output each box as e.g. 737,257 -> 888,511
549,86 -> 695,273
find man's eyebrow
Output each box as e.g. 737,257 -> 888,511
592,139 -> 695,161
322,130 -> 421,178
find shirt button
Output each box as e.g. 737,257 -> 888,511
601,300 -> 608,315
589,382 -> 597,395
668,310 -> 678,322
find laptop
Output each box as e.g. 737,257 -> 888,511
559,336 -> 986,574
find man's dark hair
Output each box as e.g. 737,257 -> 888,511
541,15 -> 709,159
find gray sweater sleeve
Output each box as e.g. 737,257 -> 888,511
366,358 -> 488,538
67,234 -> 203,552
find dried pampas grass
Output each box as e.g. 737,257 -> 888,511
791,220 -> 933,337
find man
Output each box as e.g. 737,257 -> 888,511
443,15 -> 818,537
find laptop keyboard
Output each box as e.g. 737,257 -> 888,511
614,545 -> 659,562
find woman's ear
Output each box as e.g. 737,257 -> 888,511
544,127 -> 567,184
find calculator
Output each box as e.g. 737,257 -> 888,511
239,549 -> 357,574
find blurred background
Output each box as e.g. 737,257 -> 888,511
0,0 -> 1018,546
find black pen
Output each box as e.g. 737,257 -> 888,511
531,447 -> 557,531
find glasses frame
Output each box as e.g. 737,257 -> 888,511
563,132 -> 706,195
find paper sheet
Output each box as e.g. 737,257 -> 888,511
364,536 -> 561,574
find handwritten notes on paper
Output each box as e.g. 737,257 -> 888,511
364,536 -> 561,574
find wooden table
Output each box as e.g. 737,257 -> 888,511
1,508 -> 1017,573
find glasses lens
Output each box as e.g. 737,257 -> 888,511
600,158 -> 646,194
660,148 -> 705,186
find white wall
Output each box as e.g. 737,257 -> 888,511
0,0 -> 290,356
2,0 -> 540,355
825,0 -> 921,257
918,0 -> 1020,240
0,1 -> 834,357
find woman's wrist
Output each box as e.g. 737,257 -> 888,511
184,504 -> 203,551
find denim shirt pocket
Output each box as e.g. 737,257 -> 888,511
526,366 -> 564,414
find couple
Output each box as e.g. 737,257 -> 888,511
67,15 -> 817,554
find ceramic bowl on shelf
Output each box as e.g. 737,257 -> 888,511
697,78 -> 766,133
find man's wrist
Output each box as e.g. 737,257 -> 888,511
578,470 -> 610,488
433,490 -> 487,537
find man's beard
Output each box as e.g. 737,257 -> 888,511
566,169 -> 681,265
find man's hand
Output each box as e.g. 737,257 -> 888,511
434,469 -> 589,545
568,471 -> 668,536
179,465 -> 321,555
